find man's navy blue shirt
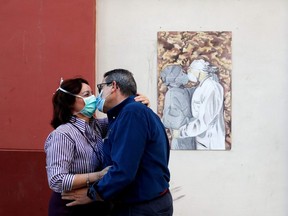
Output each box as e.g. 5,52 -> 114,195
91,96 -> 170,204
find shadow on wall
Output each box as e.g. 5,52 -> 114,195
0,151 -> 50,215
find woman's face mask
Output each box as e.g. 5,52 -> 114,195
77,94 -> 97,118
57,86 -> 97,118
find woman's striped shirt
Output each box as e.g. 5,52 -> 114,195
44,116 -> 108,193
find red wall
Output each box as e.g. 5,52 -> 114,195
0,151 -> 51,215
0,0 -> 96,214
0,0 -> 96,150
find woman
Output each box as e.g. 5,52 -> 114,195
45,77 -> 149,216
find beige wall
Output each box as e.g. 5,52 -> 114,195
96,0 -> 288,215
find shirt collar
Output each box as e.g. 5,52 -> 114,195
70,116 -> 87,133
107,96 -> 135,121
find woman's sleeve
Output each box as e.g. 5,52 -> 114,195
97,118 -> 109,138
44,132 -> 75,193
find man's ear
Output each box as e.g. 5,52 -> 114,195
111,81 -> 118,91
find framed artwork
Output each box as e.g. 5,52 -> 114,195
157,31 -> 232,150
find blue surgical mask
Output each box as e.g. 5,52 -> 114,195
78,95 -> 97,118
95,91 -> 105,113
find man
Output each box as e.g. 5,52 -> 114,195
63,69 -> 173,216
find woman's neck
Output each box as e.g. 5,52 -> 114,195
75,113 -> 90,122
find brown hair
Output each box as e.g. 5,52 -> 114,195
51,77 -> 89,129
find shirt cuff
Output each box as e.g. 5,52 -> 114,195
87,184 -> 103,201
62,174 -> 75,192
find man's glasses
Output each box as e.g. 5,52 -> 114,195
97,82 -> 112,93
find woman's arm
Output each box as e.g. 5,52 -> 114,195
45,132 -> 75,193
135,93 -> 150,107
45,130 -> 110,193
71,166 -> 110,190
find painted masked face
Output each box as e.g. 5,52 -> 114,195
187,59 -> 209,84
187,71 -> 198,82
187,67 -> 201,85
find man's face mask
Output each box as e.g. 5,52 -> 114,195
95,91 -> 109,113
95,91 -> 104,112
95,86 -> 114,113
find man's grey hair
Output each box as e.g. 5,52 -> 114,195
103,69 -> 137,96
